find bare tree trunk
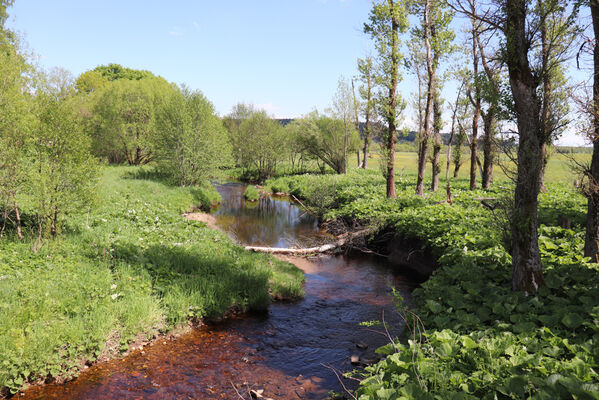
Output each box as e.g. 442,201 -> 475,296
416,0 -> 434,197
14,200 -> 22,240
431,91 -> 441,191
362,136 -> 369,169
506,0 -> 544,293
585,0 -> 599,262
539,144 -> 548,192
482,108 -> 495,189
470,16 -> 481,190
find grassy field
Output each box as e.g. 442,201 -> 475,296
356,150 -> 589,185
0,166 -> 304,396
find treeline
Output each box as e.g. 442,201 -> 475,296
0,11 -> 232,242
223,78 -> 362,180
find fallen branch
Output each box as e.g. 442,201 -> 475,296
245,229 -> 370,255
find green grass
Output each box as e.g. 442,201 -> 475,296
266,169 -> 599,399
0,165 -> 304,395
356,149 -> 589,185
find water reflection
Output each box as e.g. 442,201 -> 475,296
212,182 -> 325,248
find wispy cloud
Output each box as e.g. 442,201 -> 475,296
169,26 -> 184,36
192,21 -> 200,32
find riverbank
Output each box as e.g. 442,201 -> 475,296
265,170 -> 599,398
0,166 -> 304,397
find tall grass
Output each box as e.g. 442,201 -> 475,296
0,165 -> 304,395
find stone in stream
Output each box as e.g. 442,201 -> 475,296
350,354 -> 360,364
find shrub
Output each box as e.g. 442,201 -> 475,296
243,185 -> 260,201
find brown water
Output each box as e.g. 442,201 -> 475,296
20,183 -> 419,400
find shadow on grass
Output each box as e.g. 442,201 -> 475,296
121,167 -> 173,186
111,241 -> 272,325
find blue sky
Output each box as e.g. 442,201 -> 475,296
8,0 -> 374,118
6,1 -> 590,145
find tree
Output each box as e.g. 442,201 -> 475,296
90,77 -> 174,164
223,102 -> 257,167
155,86 -> 232,185
364,0 -> 409,198
295,112 -> 359,174
29,77 -> 97,242
584,0 -> 599,261
0,29 -> 30,239
235,111 -> 285,179
413,0 -> 454,196
468,3 -> 482,190
451,0 -> 578,292
356,57 -> 378,169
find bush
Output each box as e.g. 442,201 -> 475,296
191,182 -> 221,211
243,185 -> 260,201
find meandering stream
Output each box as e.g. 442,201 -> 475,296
21,183 -> 419,399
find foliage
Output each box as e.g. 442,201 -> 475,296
0,33 -> 31,237
294,111 -> 360,174
155,85 -> 232,185
232,109 -> 286,180
88,76 -> 175,164
243,185 -> 260,201
274,170 -> 599,398
0,166 -> 304,395
28,90 -> 98,240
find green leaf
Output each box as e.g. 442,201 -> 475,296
561,313 -> 583,329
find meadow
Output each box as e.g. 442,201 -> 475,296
0,166 -> 304,396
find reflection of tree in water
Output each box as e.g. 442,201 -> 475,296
213,183 -> 321,248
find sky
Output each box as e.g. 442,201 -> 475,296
6,0 -> 590,145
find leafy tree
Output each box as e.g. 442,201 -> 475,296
295,112 -> 359,174
0,31 -> 30,239
451,0 -> 579,292
236,110 -> 285,179
92,63 -> 153,82
411,0 -> 455,195
356,56 -> 377,169
29,78 -> 97,242
75,70 -> 109,94
364,0 -> 409,198
155,86 -> 232,185
223,102 -> 257,166
90,77 -> 174,164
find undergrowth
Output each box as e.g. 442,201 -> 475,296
266,169 -> 598,399
0,166 -> 304,396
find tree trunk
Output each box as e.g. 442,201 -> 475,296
431,91 -> 441,191
14,200 -> 22,240
416,0 -> 434,197
386,0 -> 400,199
584,0 -> 599,262
482,108 -> 495,189
539,144 -> 548,193
506,0 -> 544,293
363,135 -> 369,169
470,23 -> 481,190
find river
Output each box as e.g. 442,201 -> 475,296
20,182 -> 419,399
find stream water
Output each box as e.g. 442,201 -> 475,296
20,183 -> 419,400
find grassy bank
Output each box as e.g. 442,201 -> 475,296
265,169 -> 599,399
0,166 -> 304,396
